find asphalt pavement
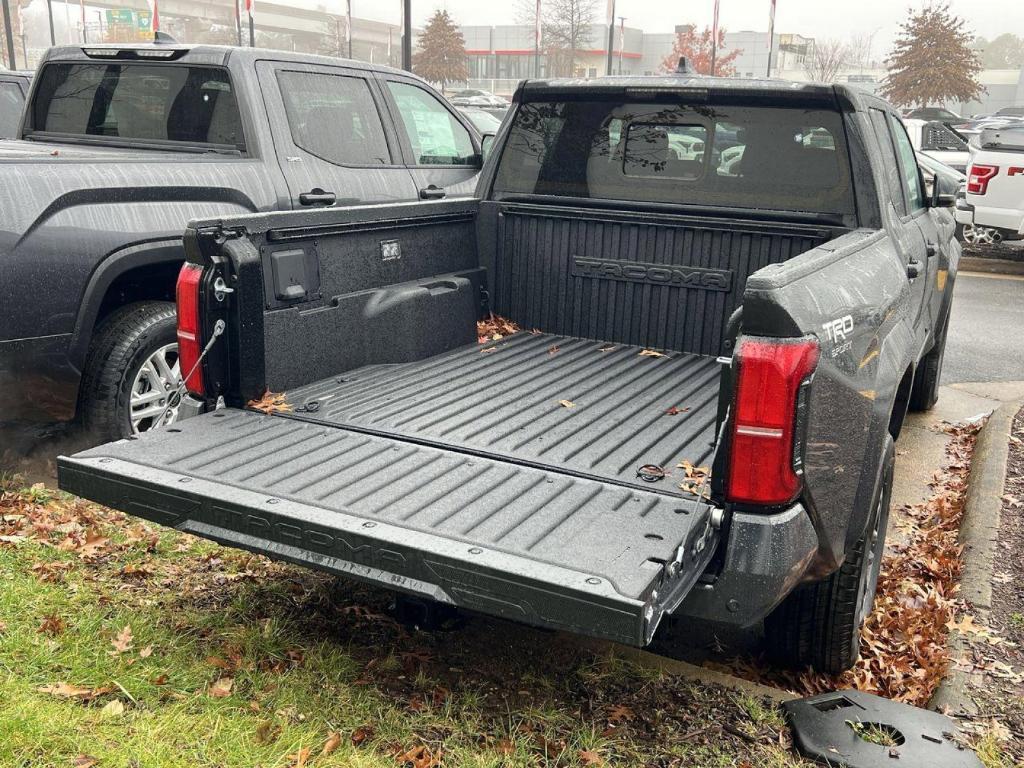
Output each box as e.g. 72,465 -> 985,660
943,271 -> 1024,384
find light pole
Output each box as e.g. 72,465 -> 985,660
346,0 -> 352,59
401,0 -> 411,71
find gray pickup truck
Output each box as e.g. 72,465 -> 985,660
59,76 -> 959,673
0,43 -> 484,438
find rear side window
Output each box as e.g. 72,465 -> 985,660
869,109 -> 907,216
492,99 -> 855,215
386,81 -> 475,166
277,70 -> 391,166
29,63 -> 244,150
0,82 -> 24,138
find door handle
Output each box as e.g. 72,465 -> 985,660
299,188 -> 337,206
907,259 -> 923,279
925,241 -> 938,257
419,185 -> 446,200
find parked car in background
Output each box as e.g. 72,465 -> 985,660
955,125 -> 1024,244
0,44 -> 484,440
902,118 -> 970,172
0,70 -> 32,139
62,76 -> 959,675
449,88 -> 509,108
905,106 -> 960,121
996,106 -> 1024,118
455,105 -> 503,135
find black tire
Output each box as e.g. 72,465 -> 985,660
79,301 -> 179,442
763,436 -> 894,674
908,309 -> 951,412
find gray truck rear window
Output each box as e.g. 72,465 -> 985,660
29,63 -> 245,150
493,99 -> 855,214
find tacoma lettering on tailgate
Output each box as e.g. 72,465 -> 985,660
572,257 -> 733,292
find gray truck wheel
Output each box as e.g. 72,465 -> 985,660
79,301 -> 181,442
763,436 -> 894,674
908,310 -> 950,412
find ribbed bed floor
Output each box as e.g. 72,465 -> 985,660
286,331 -> 722,493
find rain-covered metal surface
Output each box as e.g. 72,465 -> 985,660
0,44 -> 482,423
58,407 -> 718,645
287,331 -> 722,492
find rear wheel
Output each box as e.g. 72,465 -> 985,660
957,223 -> 1003,245
79,302 -> 182,442
763,436 -> 894,674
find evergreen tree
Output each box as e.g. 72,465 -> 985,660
881,4 -> 983,107
412,10 -> 468,89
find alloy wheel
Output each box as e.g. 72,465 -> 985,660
128,343 -> 182,434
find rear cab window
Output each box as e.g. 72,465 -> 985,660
27,62 -> 245,152
491,96 -> 855,217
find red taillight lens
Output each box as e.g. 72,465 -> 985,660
726,337 -> 819,506
175,263 -> 204,397
966,164 -> 998,195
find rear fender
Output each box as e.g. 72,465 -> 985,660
739,230 -> 916,570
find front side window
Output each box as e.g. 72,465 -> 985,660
0,82 -> 25,139
387,81 -> 475,165
889,115 -> 925,212
277,70 -> 390,166
29,63 -> 244,150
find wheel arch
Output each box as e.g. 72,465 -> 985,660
67,240 -> 184,378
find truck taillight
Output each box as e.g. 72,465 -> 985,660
967,164 -> 998,195
726,337 -> 819,506
175,263 -> 205,397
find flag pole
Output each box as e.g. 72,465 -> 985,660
1,0 -> 16,68
534,0 -> 540,78
604,0 -> 615,76
247,0 -> 255,47
234,0 -> 242,46
766,0 -> 776,77
710,0 -> 719,75
346,0 -> 352,58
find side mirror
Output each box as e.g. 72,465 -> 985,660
928,172 -> 958,208
481,133 -> 496,161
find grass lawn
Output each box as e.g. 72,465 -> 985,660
0,479 -> 808,768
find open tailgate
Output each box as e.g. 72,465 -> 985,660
58,409 -> 718,646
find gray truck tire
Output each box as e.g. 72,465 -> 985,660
79,301 -> 181,442
763,436 -> 894,674
909,310 -> 950,412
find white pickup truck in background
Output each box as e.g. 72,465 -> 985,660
955,125 -> 1024,245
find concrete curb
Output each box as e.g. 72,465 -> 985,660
929,398 -> 1022,716
960,256 -> 1024,276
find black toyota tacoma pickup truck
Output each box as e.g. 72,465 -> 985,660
59,76 -> 959,673
0,43 -> 484,437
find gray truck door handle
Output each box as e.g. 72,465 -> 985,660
299,188 -> 337,206
925,241 -> 938,257
906,259 -> 923,279
419,185 -> 446,200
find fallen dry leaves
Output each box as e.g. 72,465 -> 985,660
715,420 -> 982,705
247,391 -> 293,414
208,677 -> 234,698
558,399 -> 576,409
396,744 -> 441,768
37,682 -> 113,701
477,313 -> 520,343
321,732 -> 342,756
638,349 -> 667,358
37,614 -> 65,637
110,624 -> 133,655
678,460 -> 711,499
351,724 -> 375,746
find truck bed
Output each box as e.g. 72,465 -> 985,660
286,331 -> 721,493
58,331 -> 721,645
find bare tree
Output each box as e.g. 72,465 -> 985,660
516,0 -> 598,77
804,38 -> 852,83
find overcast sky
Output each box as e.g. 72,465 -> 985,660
343,0 -> 1023,58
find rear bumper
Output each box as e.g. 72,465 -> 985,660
0,334 -> 79,424
675,504 -> 818,626
955,202 -> 1024,234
